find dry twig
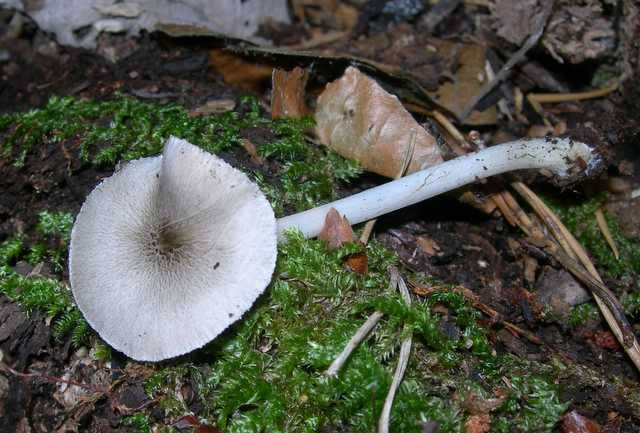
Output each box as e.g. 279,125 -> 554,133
378,268 -> 413,433
458,0 -> 555,121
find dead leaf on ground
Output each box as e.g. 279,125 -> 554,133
318,208 -> 368,275
344,252 -> 368,276
315,66 -> 443,179
417,236 -> 440,256
209,49 -> 273,91
189,99 -> 236,117
425,41 -> 498,126
318,208 -> 355,249
271,67 -> 311,119
173,415 -> 222,433
463,392 -> 507,415
585,330 -> 620,351
464,414 -> 491,433
562,410 -> 601,433
240,138 -> 265,166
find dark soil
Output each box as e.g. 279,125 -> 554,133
1,6 -> 640,433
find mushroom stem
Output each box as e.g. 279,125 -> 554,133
276,138 -> 599,240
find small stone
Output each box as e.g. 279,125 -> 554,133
536,266 -> 590,308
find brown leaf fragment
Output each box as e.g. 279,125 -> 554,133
315,66 -> 443,179
344,252 -> 368,275
271,67 -> 311,119
586,330 -> 620,351
562,410 -> 601,433
417,236 -> 440,256
189,99 -> 236,117
427,43 -> 498,126
318,208 -> 356,250
463,392 -> 506,415
208,49 -> 272,91
173,415 -> 222,433
464,414 -> 491,433
240,138 -> 265,166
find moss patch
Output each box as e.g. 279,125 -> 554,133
546,194 -> 640,278
1,96 -> 573,433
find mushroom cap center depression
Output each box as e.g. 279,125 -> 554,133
69,137 -> 277,361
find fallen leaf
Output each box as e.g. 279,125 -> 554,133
209,49 -> 273,91
562,410 -> 601,433
318,208 -> 356,250
587,331 -> 620,350
271,67 -> 311,119
417,236 -> 440,256
315,66 -> 443,179
240,138 -> 265,166
463,392 -> 506,415
344,252 -> 368,275
189,99 -> 236,117
425,42 -> 498,125
173,415 -> 222,433
465,414 -> 491,433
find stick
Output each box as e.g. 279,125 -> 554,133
379,268 -> 413,433
325,311 -> 384,377
458,0 -> 555,122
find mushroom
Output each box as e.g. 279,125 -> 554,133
70,136 -> 599,361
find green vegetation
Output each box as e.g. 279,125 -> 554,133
0,96 -> 360,214
0,211 -> 89,347
547,194 -> 640,278
136,232 -> 568,433
1,96 -> 572,433
569,302 -> 600,327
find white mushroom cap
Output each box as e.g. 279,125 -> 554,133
69,137 -> 277,361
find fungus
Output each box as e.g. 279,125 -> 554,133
69,137 -> 277,361
70,136 -> 599,361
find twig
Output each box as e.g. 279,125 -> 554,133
410,282 -> 542,345
511,181 -> 640,371
594,208 -> 620,260
325,311 -> 384,377
0,362 -> 107,395
379,268 -> 413,433
527,81 -> 619,104
458,0 -> 555,122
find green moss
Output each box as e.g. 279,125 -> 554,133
122,414 -> 152,433
623,291 -> 640,318
1,95 -> 361,214
546,194 -> 640,278
568,302 -> 600,327
0,236 -> 23,264
36,211 -> 74,241
0,95 -> 258,167
3,96 -> 571,431
139,233 -> 567,433
0,217 -> 89,348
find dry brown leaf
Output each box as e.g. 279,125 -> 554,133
208,49 -> 272,91
271,67 -> 311,119
344,252 -> 368,275
417,236 -> 440,256
316,66 -> 443,178
426,42 -> 498,126
562,410 -> 601,433
240,138 -> 265,166
318,208 -> 356,250
463,392 -> 507,415
189,99 -> 236,117
464,414 -> 491,433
